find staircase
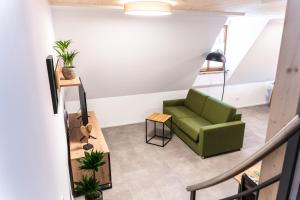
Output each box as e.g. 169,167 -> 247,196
187,111 -> 300,200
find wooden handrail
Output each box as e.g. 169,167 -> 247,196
219,174 -> 281,200
187,115 -> 300,192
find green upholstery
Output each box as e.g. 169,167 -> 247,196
163,89 -> 245,158
184,89 -> 208,115
199,121 -> 245,157
163,99 -> 185,107
234,113 -> 242,121
165,121 -> 203,155
176,117 -> 211,142
163,106 -> 197,124
202,97 -> 237,124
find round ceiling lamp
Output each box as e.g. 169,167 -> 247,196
124,1 -> 173,16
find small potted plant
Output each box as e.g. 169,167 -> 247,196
75,176 -> 102,200
53,40 -> 71,67
75,150 -> 105,200
53,40 -> 79,80
60,50 -> 79,80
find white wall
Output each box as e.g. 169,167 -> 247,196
196,82 -> 273,108
228,19 -> 284,84
51,6 -> 227,100
66,81 -> 272,128
60,12 -> 280,128
66,90 -> 188,127
0,1 -> 71,200
193,72 -> 225,87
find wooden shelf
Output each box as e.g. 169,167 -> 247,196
55,67 -> 81,88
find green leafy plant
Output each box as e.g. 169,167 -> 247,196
75,175 -> 101,199
76,150 -> 105,199
53,40 -> 71,56
53,40 -> 79,68
78,150 -> 105,178
60,50 -> 79,68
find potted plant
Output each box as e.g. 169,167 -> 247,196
75,176 -> 102,200
75,150 -> 105,200
60,50 -> 79,80
54,40 -> 71,55
53,40 -> 71,68
53,40 -> 79,80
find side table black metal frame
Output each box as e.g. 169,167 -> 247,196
145,117 -> 173,147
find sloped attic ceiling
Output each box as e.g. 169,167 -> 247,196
52,6 -> 226,99
227,19 -> 284,84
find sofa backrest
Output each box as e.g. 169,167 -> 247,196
202,97 -> 237,124
184,89 -> 208,116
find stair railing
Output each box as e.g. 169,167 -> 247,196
186,114 -> 300,200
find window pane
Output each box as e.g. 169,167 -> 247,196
209,61 -> 223,67
201,25 -> 226,71
211,28 -> 225,53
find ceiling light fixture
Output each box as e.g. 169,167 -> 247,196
124,1 -> 172,16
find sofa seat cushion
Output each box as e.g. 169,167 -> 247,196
184,89 -> 208,116
176,117 -> 211,142
163,106 -> 198,124
202,97 -> 237,124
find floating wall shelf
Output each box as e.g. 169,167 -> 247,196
55,67 -> 81,88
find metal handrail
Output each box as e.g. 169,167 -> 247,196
187,115 -> 300,192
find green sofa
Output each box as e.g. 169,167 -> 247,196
163,89 -> 245,158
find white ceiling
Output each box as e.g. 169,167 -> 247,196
228,19 -> 284,84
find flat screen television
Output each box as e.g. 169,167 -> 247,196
46,55 -> 58,114
79,78 -> 89,126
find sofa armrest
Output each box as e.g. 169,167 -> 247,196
234,113 -> 242,121
163,99 -> 185,107
198,121 -> 245,157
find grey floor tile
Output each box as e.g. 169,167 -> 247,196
76,105 -> 269,200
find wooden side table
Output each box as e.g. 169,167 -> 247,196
234,162 -> 261,198
234,163 -> 261,185
145,112 -> 173,147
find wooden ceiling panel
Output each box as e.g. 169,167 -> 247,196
49,0 -> 121,6
49,0 -> 286,14
174,0 -> 260,11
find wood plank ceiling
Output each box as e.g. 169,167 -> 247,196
49,0 -> 286,14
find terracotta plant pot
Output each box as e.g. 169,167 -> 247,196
62,67 -> 76,80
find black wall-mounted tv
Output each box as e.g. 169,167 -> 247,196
79,78 -> 89,126
46,55 -> 58,114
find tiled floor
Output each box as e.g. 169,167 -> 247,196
76,105 -> 269,200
